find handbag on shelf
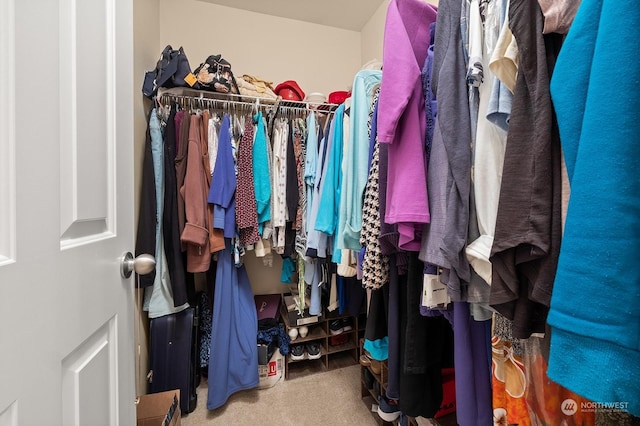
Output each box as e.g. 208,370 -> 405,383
193,54 -> 241,97
142,45 -> 195,98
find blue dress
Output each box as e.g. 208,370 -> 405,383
207,244 -> 258,410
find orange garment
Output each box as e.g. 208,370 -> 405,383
492,335 -> 596,425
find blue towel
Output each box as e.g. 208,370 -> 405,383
547,0 -> 640,416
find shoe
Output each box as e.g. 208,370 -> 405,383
399,413 -> 409,426
288,327 -> 298,342
378,395 -> 401,422
306,342 -> 321,360
362,350 -> 381,375
299,325 -> 309,338
290,344 -> 305,361
359,354 -> 372,367
342,317 -> 353,332
329,319 -> 344,335
329,333 -> 348,346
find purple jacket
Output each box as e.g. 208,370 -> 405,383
377,0 -> 437,251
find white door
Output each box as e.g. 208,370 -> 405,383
0,0 -> 137,425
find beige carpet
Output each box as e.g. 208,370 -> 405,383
181,364 -> 378,426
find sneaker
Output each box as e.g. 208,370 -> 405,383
306,342 -> 321,360
290,344 -> 305,361
378,395 -> 401,422
329,319 -> 344,335
399,413 -> 409,426
342,317 -> 353,332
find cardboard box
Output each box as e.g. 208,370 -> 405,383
137,390 -> 181,426
257,350 -> 284,389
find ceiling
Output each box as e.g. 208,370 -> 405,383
196,0 -> 387,31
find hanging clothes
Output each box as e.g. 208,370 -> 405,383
337,69 -> 381,252
175,111 -> 191,240
180,113 -> 212,272
236,115 -> 260,246
377,0 -> 437,251
271,118 -> 289,253
161,104 -> 189,306
207,243 -> 259,410
208,114 -> 237,239
306,116 -> 332,259
141,108 -> 189,318
489,0 -> 564,339
252,111 -> 271,237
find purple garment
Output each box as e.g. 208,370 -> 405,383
208,114 -> 237,238
377,0 -> 437,250
453,302 -> 493,426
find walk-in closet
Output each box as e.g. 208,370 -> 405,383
132,0 -> 640,425
6,0 -> 637,424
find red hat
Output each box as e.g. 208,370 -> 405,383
274,80 -> 305,101
328,91 -> 351,105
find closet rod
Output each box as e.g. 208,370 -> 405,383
157,87 -> 339,113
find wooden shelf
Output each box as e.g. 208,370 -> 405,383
280,294 -> 360,380
326,338 -> 357,354
286,345 -> 325,364
288,324 -> 326,344
360,338 -> 397,425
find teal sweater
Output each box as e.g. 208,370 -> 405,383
252,112 -> 271,234
547,0 -> 640,416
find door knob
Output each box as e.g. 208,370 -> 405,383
120,252 -> 156,278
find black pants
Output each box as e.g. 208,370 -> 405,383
399,252 -> 454,418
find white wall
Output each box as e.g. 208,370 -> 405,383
360,0 -> 389,66
360,0 -> 439,67
158,0 -> 362,96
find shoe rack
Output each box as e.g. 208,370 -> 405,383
359,338 -> 395,425
279,302 -> 360,380
359,337 -> 458,426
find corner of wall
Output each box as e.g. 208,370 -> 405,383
132,0 -> 160,397
360,0 -> 389,67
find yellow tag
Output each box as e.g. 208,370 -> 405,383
184,72 -> 197,87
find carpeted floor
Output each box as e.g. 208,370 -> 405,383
181,364 -> 378,425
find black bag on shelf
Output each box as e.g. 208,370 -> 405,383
142,45 -> 194,98
192,54 -> 241,96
